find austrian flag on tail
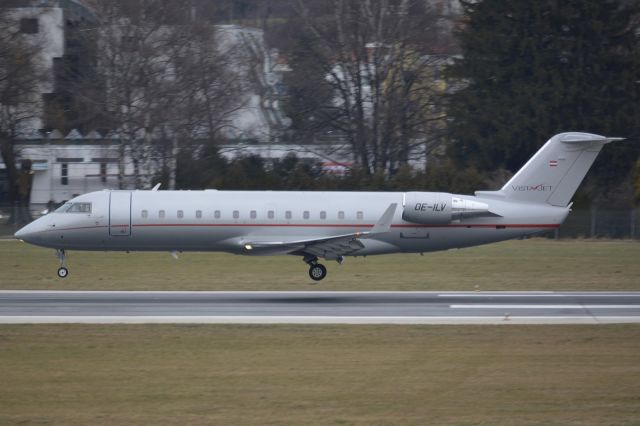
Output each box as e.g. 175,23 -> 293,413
549,160 -> 558,167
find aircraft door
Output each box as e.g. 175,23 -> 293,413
109,191 -> 132,236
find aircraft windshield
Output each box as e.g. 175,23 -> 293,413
55,202 -> 92,213
54,203 -> 71,213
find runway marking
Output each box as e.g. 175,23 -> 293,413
442,294 -> 567,298
439,293 -> 640,297
449,305 -> 639,309
440,294 -> 562,297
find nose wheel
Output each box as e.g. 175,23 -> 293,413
56,249 -> 69,279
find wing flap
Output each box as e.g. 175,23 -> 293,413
245,232 -> 366,259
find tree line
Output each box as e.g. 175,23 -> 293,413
174,147 -> 485,195
446,0 -> 640,208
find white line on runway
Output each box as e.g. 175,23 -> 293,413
449,305 -> 639,309
440,293 -> 640,297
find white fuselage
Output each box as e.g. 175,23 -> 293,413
17,189 -> 569,256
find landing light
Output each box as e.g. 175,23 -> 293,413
244,244 -> 253,251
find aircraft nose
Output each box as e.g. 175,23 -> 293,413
14,227 -> 25,239
14,220 -> 45,243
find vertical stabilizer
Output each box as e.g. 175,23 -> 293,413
481,132 -> 622,207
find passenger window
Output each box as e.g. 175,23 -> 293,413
250,210 -> 257,219
338,211 -> 345,220
177,210 -> 184,219
214,210 -> 221,219
357,211 -> 364,220
159,210 -> 165,219
268,210 -> 275,219
141,210 -> 148,218
285,211 -> 292,220
320,211 -> 326,220
303,211 -> 310,220
196,210 -> 202,219
233,210 -> 239,219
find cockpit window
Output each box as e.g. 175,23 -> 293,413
56,202 -> 92,213
55,203 -> 72,213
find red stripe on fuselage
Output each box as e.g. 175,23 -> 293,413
131,223 -> 561,229
48,223 -> 560,232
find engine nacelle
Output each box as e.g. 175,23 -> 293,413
402,192 -> 452,224
402,192 -> 494,225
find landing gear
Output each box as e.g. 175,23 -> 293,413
304,255 -> 327,282
308,263 -> 327,281
56,249 -> 68,279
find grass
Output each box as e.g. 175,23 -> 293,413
0,238 -> 638,291
1,241 -> 639,425
0,324 -> 639,425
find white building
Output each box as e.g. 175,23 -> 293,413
13,129 -> 354,211
17,130 -> 131,209
206,24 -> 292,143
2,2 -> 69,134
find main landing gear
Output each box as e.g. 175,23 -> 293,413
56,249 -> 69,278
305,255 -> 327,282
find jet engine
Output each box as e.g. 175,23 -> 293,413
402,192 -> 496,225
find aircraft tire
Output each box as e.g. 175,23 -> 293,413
57,267 -> 69,279
309,264 -> 327,281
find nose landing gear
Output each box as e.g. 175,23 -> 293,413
304,255 -> 327,282
56,249 -> 69,278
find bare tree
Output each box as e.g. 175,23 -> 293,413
0,7 -> 47,224
290,0 -> 446,175
161,20 -> 245,181
77,0 -> 245,189
75,1 -> 173,189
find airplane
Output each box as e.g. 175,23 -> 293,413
15,132 -> 622,281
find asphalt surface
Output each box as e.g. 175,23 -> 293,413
1,291 -> 639,324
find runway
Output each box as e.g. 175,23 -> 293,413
1,291 -> 640,324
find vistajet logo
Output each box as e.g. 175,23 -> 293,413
511,184 -> 552,192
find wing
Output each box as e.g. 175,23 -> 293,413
245,232 -> 367,259
243,203 -> 397,260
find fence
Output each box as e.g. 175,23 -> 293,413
554,208 -> 639,239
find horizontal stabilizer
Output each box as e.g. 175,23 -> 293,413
559,134 -> 625,144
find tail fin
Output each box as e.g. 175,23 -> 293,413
476,132 -> 623,207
